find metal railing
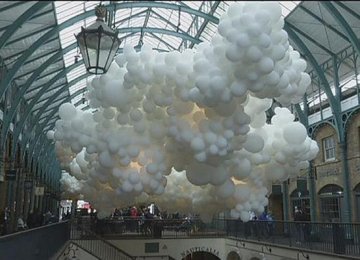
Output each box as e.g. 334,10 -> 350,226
70,218 -> 135,260
80,216 -> 360,257
221,219 -> 360,257
2,216 -> 359,259
85,216 -> 224,239
133,255 -> 175,260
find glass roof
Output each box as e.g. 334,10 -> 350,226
3,0 -> 360,176
5,0 -> 360,133
53,1 -> 301,107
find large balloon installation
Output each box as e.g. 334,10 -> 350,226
50,2 -> 318,222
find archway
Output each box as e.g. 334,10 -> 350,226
227,251 -> 241,260
318,184 -> 343,222
290,188 -> 310,220
182,251 -> 221,260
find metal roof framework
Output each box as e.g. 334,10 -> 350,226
0,1 -> 359,186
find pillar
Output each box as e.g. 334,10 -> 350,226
308,161 -> 317,221
339,142 -> 352,223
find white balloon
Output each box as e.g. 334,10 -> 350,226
47,130 -> 55,140
50,1 -> 318,220
59,103 -> 77,121
243,133 -> 264,153
283,122 -> 307,144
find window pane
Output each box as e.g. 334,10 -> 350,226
323,136 -> 335,161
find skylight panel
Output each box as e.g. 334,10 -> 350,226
37,86 -> 64,103
77,102 -> 90,112
147,14 -> 169,29
72,95 -> 83,105
143,34 -> 159,46
39,109 -> 55,121
279,1 -> 300,17
123,35 -> 138,46
63,48 -> 78,67
114,8 -> 132,27
32,99 -> 48,112
159,34 -> 181,48
46,118 -> 58,128
54,1 -> 84,24
42,98 -> 66,114
59,17 -> 97,49
39,116 -> 55,126
156,8 -> 174,25
69,78 -> 88,95
184,1 -> 203,10
67,66 -> 86,82
156,41 -> 175,52
128,16 -> 146,28
178,13 -> 194,31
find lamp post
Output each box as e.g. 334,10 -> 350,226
75,4 -> 121,74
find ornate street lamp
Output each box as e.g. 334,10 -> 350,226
75,4 -> 121,74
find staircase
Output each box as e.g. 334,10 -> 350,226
69,219 -> 135,260
67,219 -> 176,260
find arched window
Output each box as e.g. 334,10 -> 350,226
318,184 -> 343,222
226,251 -> 241,260
182,252 -> 221,260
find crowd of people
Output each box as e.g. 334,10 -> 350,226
238,210 -> 276,239
1,202 -> 314,244
87,204 -> 197,236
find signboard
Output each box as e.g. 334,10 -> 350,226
145,243 -> 159,253
181,246 -> 220,258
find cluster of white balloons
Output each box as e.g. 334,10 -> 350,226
48,1 -> 318,222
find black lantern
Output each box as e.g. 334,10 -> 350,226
75,5 -> 121,74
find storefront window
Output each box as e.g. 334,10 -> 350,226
290,189 -> 310,220
319,184 -> 343,222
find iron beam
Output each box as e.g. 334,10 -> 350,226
285,21 -> 336,56
0,2 -> 50,49
321,1 -> 360,59
0,50 -> 63,152
19,73 -> 89,158
299,5 -> 349,42
11,61 -> 84,155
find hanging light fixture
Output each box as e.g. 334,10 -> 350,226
75,4 -> 121,74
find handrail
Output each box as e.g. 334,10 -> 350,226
70,219 -> 135,260
133,256 -> 175,260
220,218 -> 360,225
0,221 -> 69,260
56,240 -> 101,260
71,241 -> 102,260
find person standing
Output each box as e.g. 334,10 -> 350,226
266,212 -> 275,237
294,206 -> 304,243
130,206 -> 138,232
17,215 -> 27,231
